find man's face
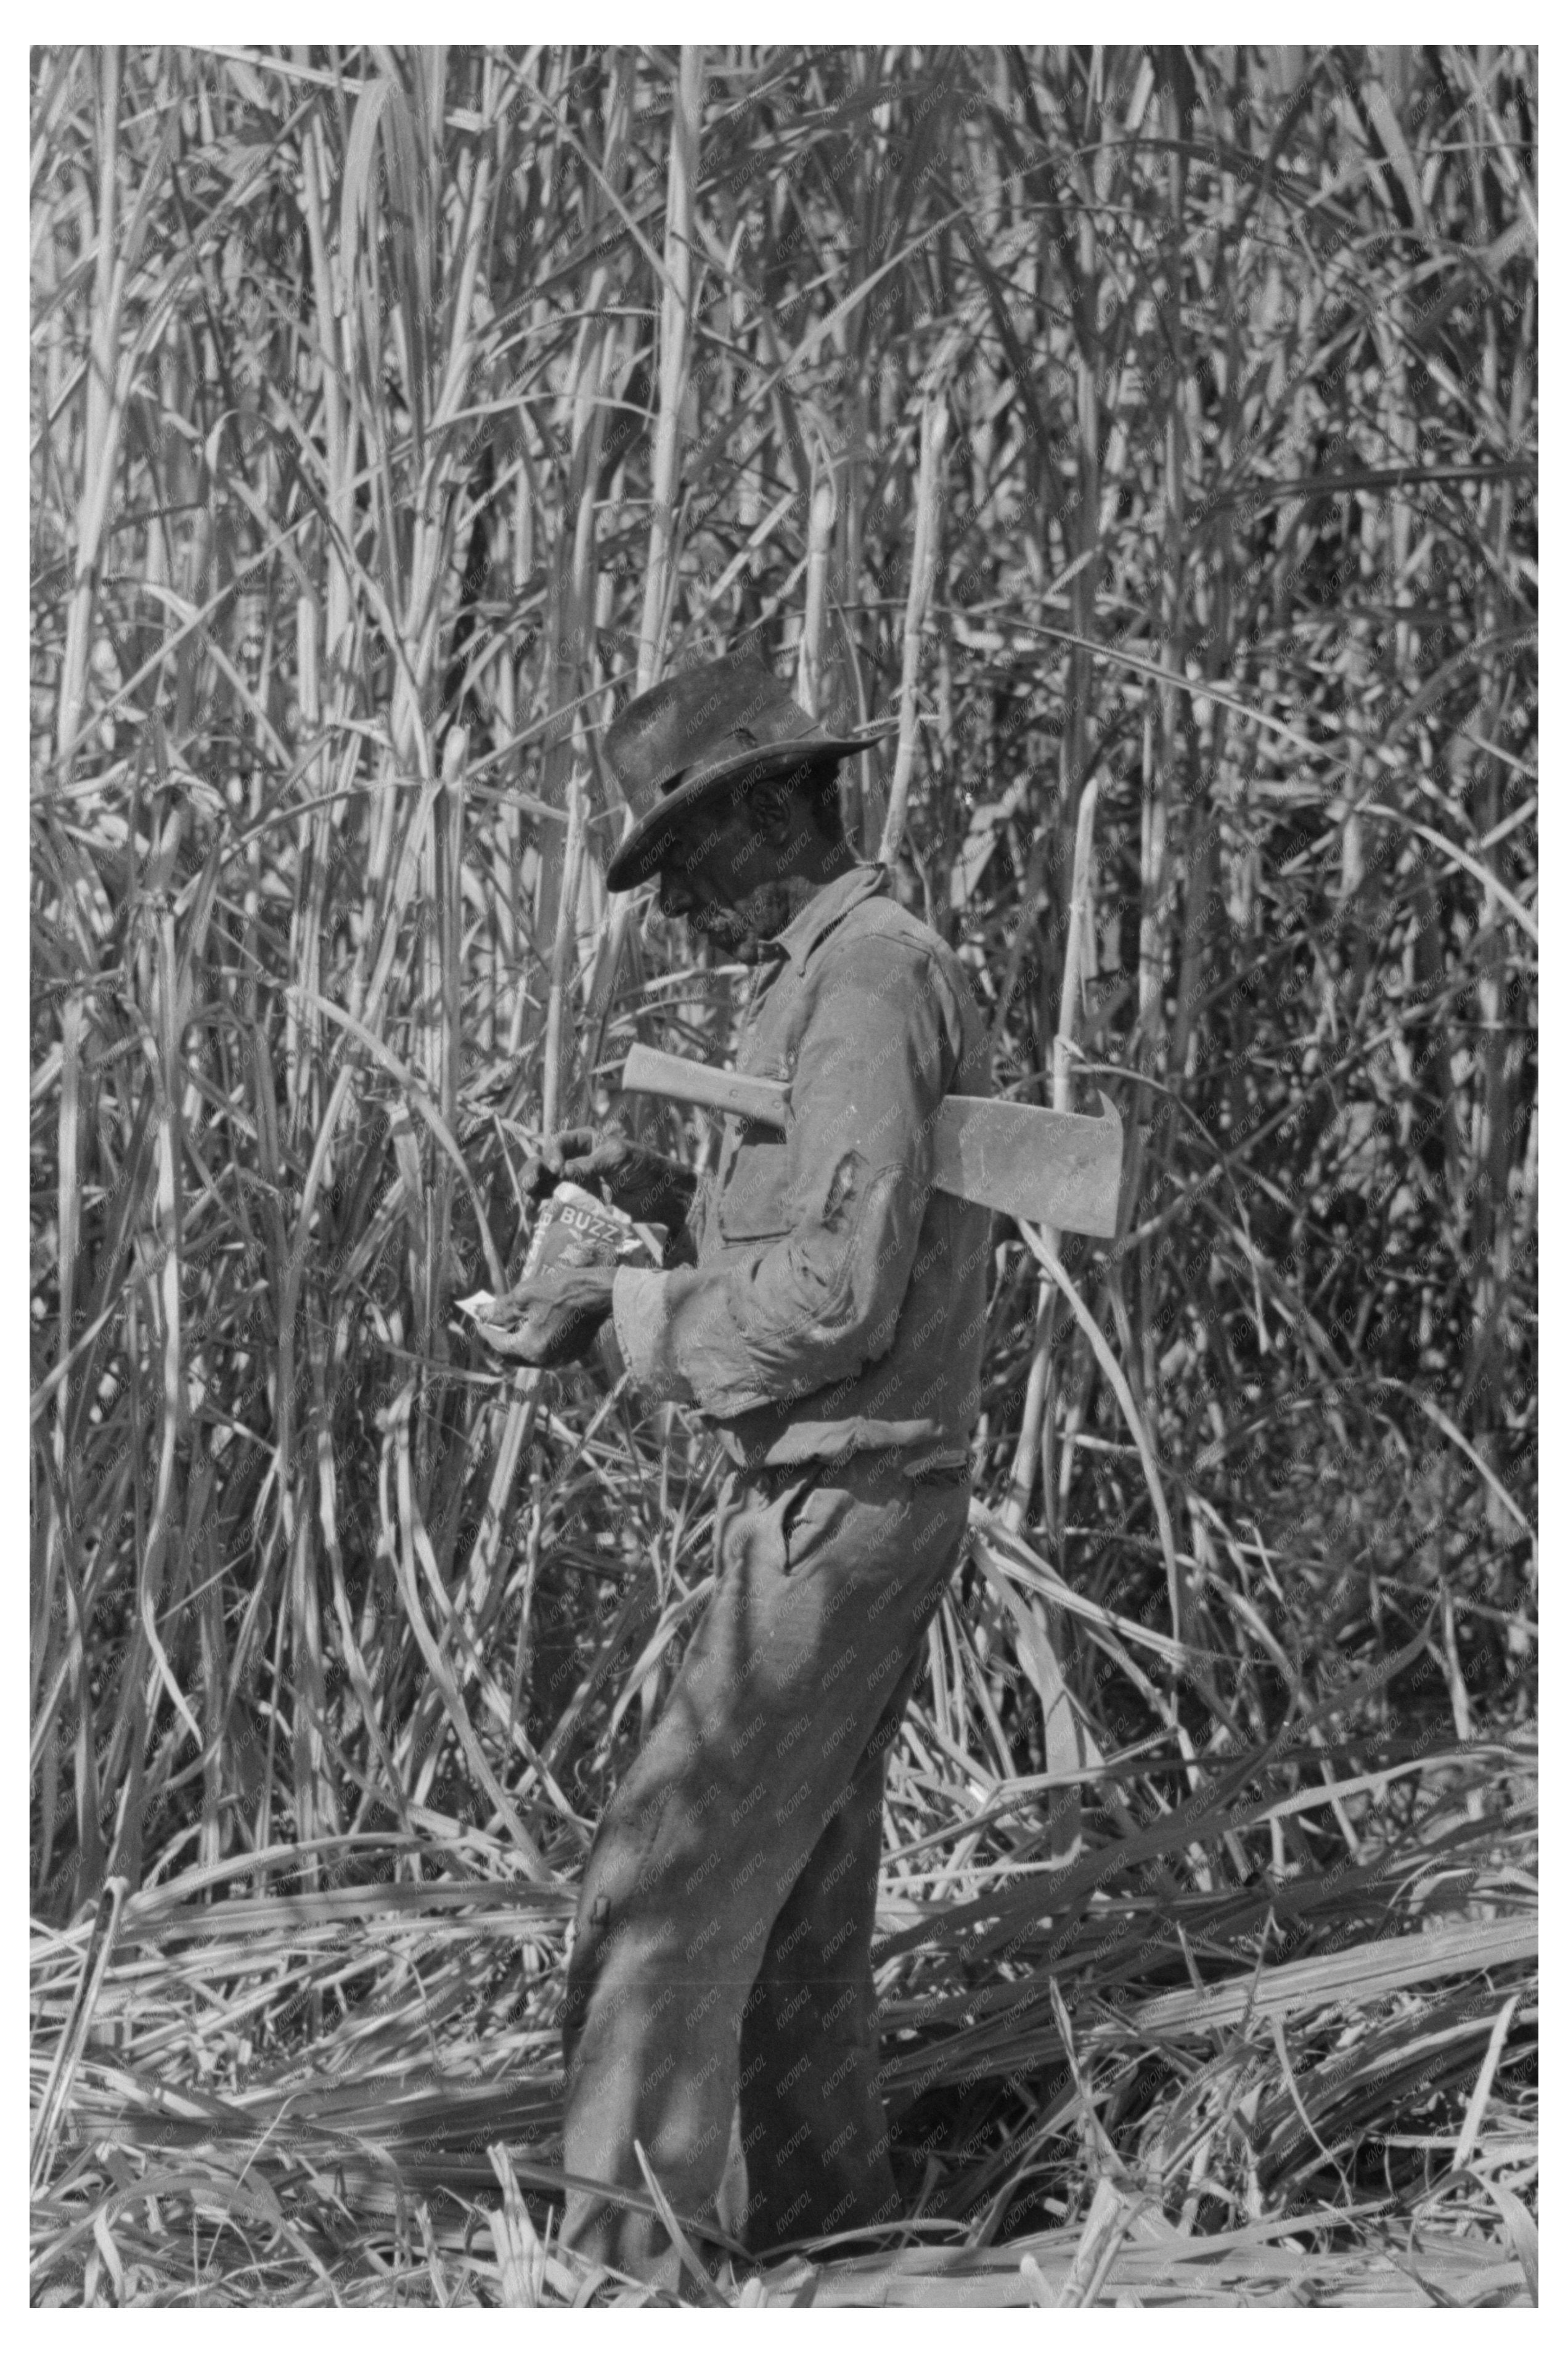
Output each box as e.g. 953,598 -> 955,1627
655,791 -> 801,955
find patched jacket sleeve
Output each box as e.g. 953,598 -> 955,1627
611,935 -> 963,1418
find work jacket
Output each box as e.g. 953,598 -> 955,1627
611,863 -> 992,1474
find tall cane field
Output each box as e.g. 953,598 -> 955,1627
29,43 -> 1537,2307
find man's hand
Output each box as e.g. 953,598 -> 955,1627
475,1263 -> 617,1368
520,1122 -> 695,1230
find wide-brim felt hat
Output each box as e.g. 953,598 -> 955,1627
602,655 -> 898,892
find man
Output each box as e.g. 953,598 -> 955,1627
492,654 -> 992,2288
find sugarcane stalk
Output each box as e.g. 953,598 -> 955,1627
55,47 -> 123,777
877,394 -> 947,867
636,46 -> 702,695
795,436 -> 836,720
541,772 -> 588,1139
1003,778 -> 1101,1534
583,44 -> 704,1071
467,769 -> 588,1604
1000,777 -> 1105,1856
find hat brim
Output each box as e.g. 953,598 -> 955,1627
604,720 -> 899,892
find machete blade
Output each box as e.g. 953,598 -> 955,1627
930,1090 -> 1122,1237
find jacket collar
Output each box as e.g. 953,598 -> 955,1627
772,862 -> 889,974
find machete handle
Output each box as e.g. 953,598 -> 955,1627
621,1042 -> 788,1127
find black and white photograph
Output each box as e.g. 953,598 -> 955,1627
27,38 -> 1539,2310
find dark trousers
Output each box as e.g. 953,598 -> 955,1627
558,1453 -> 971,2286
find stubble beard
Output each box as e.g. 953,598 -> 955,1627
693,878 -> 798,960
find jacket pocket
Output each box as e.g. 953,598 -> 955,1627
717,1130 -> 792,1241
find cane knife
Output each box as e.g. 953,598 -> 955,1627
619,1043 -> 1123,1238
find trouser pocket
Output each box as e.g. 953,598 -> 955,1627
778,1464 -> 826,1573
777,1463 -> 860,1575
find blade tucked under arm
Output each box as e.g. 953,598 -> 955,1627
619,1043 -> 1122,1237
928,1090 -> 1122,1236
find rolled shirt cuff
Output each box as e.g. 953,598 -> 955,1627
610,1261 -> 777,1417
